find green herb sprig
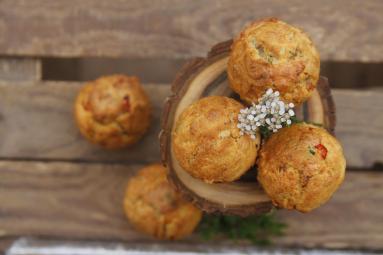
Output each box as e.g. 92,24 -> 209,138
198,212 -> 286,245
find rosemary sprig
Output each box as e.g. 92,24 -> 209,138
198,212 -> 287,245
289,115 -> 302,124
259,125 -> 272,140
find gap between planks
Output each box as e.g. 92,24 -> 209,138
0,81 -> 382,168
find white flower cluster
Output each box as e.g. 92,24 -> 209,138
237,88 -> 295,139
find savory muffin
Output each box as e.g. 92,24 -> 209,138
74,74 -> 151,149
258,123 -> 346,212
227,18 -> 320,105
172,96 -> 260,183
123,164 -> 202,240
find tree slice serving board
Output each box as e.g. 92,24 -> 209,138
160,40 -> 335,216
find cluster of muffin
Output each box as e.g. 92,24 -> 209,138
173,18 -> 346,213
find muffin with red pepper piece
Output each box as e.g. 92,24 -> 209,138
75,74 -> 151,149
123,164 -> 202,240
258,123 -> 346,212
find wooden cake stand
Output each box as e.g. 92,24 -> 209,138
160,40 -> 335,216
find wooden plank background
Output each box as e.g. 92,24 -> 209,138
0,0 -> 382,253
0,0 -> 382,61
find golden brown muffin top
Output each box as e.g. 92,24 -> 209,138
81,75 -> 149,125
74,74 -> 151,149
228,18 -> 320,105
173,96 -> 260,183
126,164 -> 186,213
124,164 -> 202,239
258,123 -> 346,212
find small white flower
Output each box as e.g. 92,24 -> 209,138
237,89 -> 296,139
261,106 -> 267,113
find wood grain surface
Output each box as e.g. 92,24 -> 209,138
0,161 -> 147,241
0,160 -> 381,250
0,81 -> 381,168
0,58 -> 41,82
334,89 -> 383,168
0,0 -> 382,61
0,81 -> 170,164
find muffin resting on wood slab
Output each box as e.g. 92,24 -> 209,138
123,164 -> 202,240
74,74 -> 151,149
172,96 -> 260,183
258,123 -> 346,212
228,18 -> 320,105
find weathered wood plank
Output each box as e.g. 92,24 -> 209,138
0,58 -> 41,81
0,81 -> 381,167
0,161 -> 147,241
0,160 -> 381,250
0,0 -> 382,61
0,82 -> 170,164
333,89 -> 383,168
